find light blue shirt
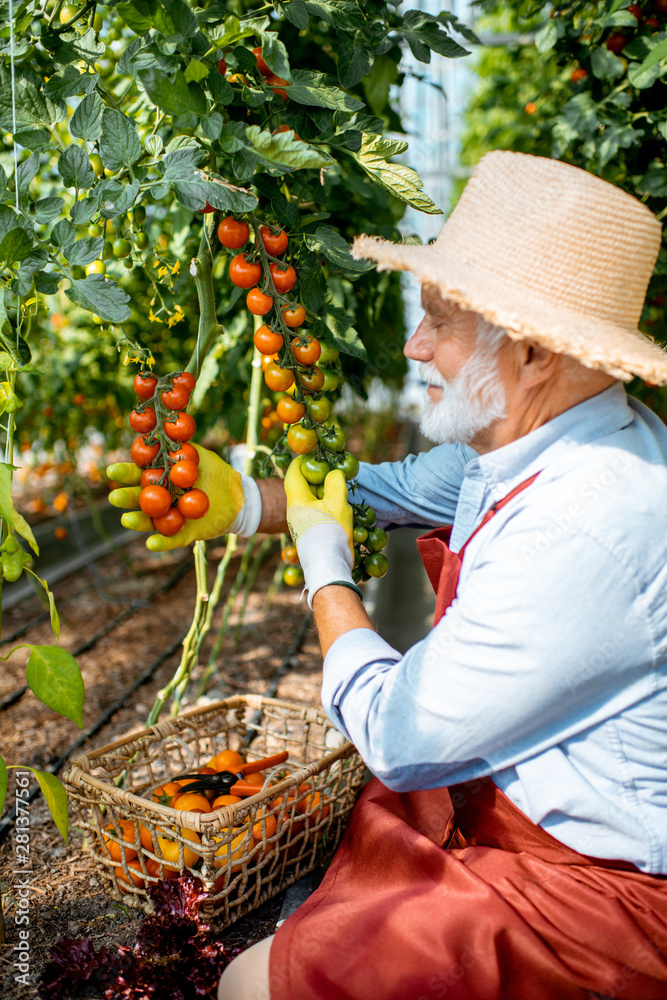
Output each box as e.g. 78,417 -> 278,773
324,384 -> 667,873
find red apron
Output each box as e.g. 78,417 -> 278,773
270,477 -> 667,1000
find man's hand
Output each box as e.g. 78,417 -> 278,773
285,456 -> 360,606
107,443 -> 252,551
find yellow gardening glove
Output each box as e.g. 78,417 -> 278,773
285,456 -> 358,605
107,443 -> 257,552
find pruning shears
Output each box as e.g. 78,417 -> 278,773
175,750 -> 290,798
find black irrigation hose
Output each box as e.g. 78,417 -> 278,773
0,558 -> 193,715
0,627 -> 190,843
245,611 -> 313,745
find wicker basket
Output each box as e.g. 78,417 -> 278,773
63,695 -> 366,926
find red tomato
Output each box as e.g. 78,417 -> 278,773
129,407 -> 157,433
173,372 -> 196,392
169,460 -> 199,489
198,201 -> 215,214
139,485 -> 172,518
218,56 -> 227,75
260,226 -> 288,256
160,384 -> 190,411
298,365 -> 324,394
269,262 -> 296,293
134,373 -> 157,399
254,325 -> 284,355
264,362 -> 295,392
606,32 -> 627,53
168,443 -> 199,465
282,304 -> 306,328
276,395 -> 305,424
178,489 -> 210,519
164,412 -> 196,442
140,468 -> 167,488
252,46 -> 270,76
292,337 -> 321,365
570,67 -> 588,82
152,507 -> 186,536
229,254 -> 262,288
218,217 -> 249,249
266,74 -> 289,100
627,3 -> 642,21
246,288 -> 273,315
130,437 -> 160,467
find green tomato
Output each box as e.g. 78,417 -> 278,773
321,370 -> 341,392
113,238 -> 133,258
365,552 -> 388,579
135,231 -> 150,250
86,259 -> 106,276
283,564 -> 304,587
70,265 -> 86,280
133,206 -> 147,225
366,527 -> 387,552
319,424 -> 346,453
301,457 -> 331,485
88,223 -> 103,238
318,342 -> 340,365
102,240 -> 114,260
351,565 -> 364,585
306,396 -> 332,424
352,525 -> 368,544
273,452 -> 291,471
59,3 -> 78,23
335,452 -> 359,482
89,154 -> 103,178
353,547 -> 363,569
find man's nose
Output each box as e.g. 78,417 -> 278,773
404,320 -> 433,361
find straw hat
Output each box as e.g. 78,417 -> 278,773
352,151 -> 667,385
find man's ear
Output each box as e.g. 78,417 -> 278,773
518,341 -> 559,388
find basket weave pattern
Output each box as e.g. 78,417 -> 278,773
63,695 -> 366,925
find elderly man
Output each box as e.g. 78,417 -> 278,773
111,152 -> 667,999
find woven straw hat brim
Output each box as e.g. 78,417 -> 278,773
352,235 -> 667,386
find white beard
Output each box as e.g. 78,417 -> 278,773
419,349 -> 507,445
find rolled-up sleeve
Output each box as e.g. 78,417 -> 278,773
321,521 -> 654,790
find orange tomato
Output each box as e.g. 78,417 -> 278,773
212,794 -> 242,810
211,749 -> 244,772
152,781 -> 183,806
170,791 -> 211,813
264,361 -> 295,392
155,826 -> 201,870
139,823 -> 154,850
252,811 -> 278,841
103,819 -> 138,863
114,857 -> 160,889
243,770 -> 266,787
212,828 -> 247,871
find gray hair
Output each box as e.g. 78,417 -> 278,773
475,314 -> 508,354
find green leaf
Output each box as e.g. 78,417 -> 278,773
58,146 -> 94,190
139,68 -> 208,116
24,644 -> 84,728
304,225 -> 373,272
184,59 -> 209,84
299,253 -> 327,313
401,9 -> 470,63
13,129 -> 53,152
590,46 -> 625,81
35,271 -> 60,295
43,65 -> 87,101
98,178 -> 140,218
338,42 -> 373,89
315,306 -> 367,360
67,26 -> 105,66
637,161 -> 667,197
0,227 -> 32,264
65,275 -> 132,322
70,195 -> 100,225
51,219 -> 76,248
70,93 -> 104,141
0,67 -> 66,131
11,508 -> 39,556
287,69 -> 364,112
0,464 -> 38,555
30,769 -> 69,841
259,33 -> 291,81
598,10 -> 640,27
627,57 -> 664,89
116,0 -> 156,34
303,1 -> 366,30
16,152 -> 40,194
244,125 -> 334,171
534,19 -> 559,53
276,0 -> 309,29
65,236 -> 104,267
99,109 -> 142,172
362,54 -> 398,116
33,197 -> 64,225
0,756 -> 6,817
353,134 -> 442,215
635,37 -> 667,74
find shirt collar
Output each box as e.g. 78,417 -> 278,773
464,383 -> 634,491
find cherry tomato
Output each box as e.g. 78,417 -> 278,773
318,342 -> 339,365
155,826 -> 201,871
570,68 -> 588,83
252,46 -> 271,76
286,424 -> 318,455
164,412 -> 196,442
169,460 -> 198,489
282,304 -> 306,328
606,32 -> 626,53
139,485 -> 172,518
135,232 -> 149,249
212,749 -> 244,771
264,362 -> 295,392
260,226 -> 289,255
229,253 -> 262,288
177,489 -> 210,519
254,325 -> 284,355
273,451 -> 292,471
134,373 -> 157,399
103,820 -> 138,863
212,794 -> 242,810
160,384 -> 191,410
218,56 -> 227,75
171,792 -> 211,813
321,370 -> 341,392
152,507 -> 186,536
173,372 -> 196,392
319,425 -> 346,452
301,457 -> 331,485
306,396 -> 332,424
269,262 -> 296,293
283,564 -> 304,586
247,288 -> 273,316
198,201 -> 216,214
276,395 -> 305,424
281,544 -> 299,565
115,857 -> 161,889
366,527 -> 387,552
627,3 -> 642,21
365,552 -> 389,578
333,451 -> 360,481
292,337 -> 321,365
130,437 -> 160,467
266,74 -> 290,100
218,217 -> 249,249
86,259 -> 106,276
261,352 -> 279,373
644,15 -> 660,27
168,443 -> 199,466
212,829 -> 246,871
655,0 -> 667,12
152,781 -> 183,806
298,366 -> 324,394
353,525 -> 368,544
252,811 -> 277,841
141,468 -> 168,488
356,504 -> 376,527
129,407 -> 157,434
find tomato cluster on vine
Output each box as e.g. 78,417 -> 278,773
130,371 -> 209,536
